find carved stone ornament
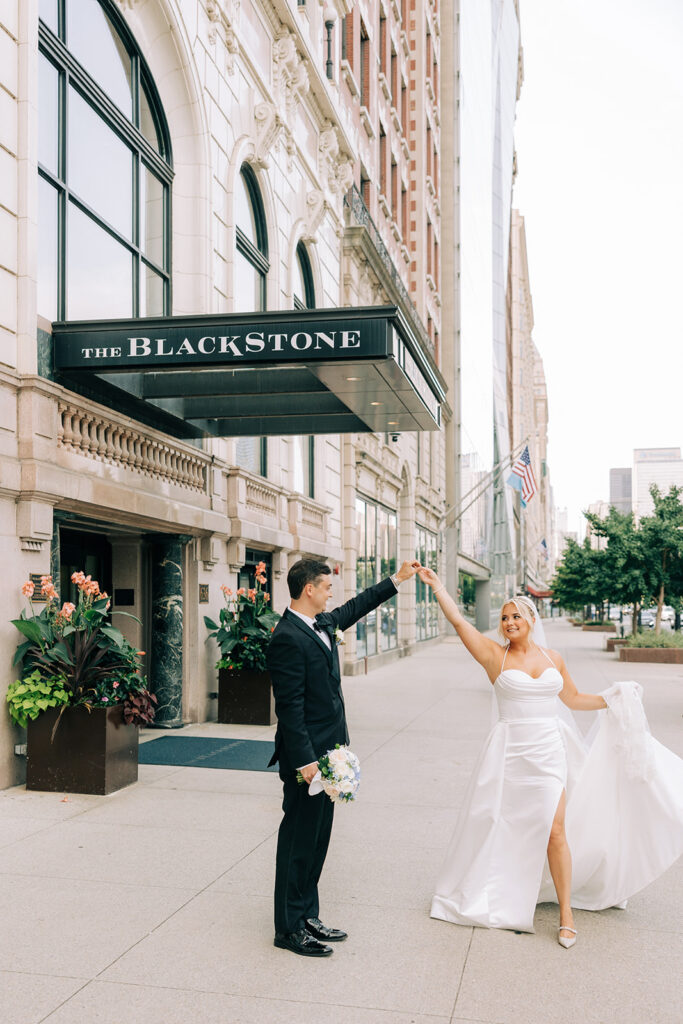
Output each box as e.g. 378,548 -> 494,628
273,30 -> 310,120
254,102 -> 284,169
318,121 -> 353,197
206,0 -> 240,72
302,189 -> 326,243
330,156 -> 354,195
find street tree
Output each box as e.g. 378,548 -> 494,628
551,538 -> 607,618
583,507 -> 648,635
639,485 -> 683,634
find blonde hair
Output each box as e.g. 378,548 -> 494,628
498,595 -> 537,641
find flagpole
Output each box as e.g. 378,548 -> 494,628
440,436 -> 529,528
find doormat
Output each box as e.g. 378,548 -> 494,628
139,736 -> 277,772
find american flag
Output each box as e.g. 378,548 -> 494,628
507,445 -> 537,506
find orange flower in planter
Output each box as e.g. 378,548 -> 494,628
205,567 -> 280,672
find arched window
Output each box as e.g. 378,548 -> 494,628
291,241 -> 315,497
234,164 -> 269,476
292,241 -> 315,310
38,0 -> 173,322
233,165 -> 269,313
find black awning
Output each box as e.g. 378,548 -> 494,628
51,306 -> 446,439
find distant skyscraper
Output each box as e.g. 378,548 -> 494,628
632,448 -> 683,519
609,467 -> 632,514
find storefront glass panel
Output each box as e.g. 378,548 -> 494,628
356,498 -> 398,657
416,525 -> 439,640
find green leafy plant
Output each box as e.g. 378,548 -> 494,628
6,671 -> 69,728
625,631 -> 683,649
10,572 -> 156,729
204,561 -> 280,672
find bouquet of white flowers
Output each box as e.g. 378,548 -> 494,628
297,744 -> 361,803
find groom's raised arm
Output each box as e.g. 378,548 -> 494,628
327,560 -> 419,632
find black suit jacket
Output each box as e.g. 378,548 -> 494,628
266,577 -> 397,771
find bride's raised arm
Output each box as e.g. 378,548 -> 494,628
417,567 -> 501,682
555,654 -> 608,711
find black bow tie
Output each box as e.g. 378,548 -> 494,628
313,622 -> 325,633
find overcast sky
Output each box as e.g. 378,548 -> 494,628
513,0 -> 683,535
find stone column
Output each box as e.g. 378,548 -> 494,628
149,535 -> 186,728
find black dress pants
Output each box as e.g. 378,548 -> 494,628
274,768 -> 335,935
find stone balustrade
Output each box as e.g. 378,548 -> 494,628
57,401 -> 210,493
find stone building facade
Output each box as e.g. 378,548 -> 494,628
0,0 -> 447,788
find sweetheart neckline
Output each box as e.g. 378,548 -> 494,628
498,667 -> 560,682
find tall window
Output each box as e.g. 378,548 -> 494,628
416,526 -> 439,640
292,242 -> 315,310
38,0 -> 172,322
234,164 -> 269,476
292,242 -> 315,497
356,498 -> 398,658
234,165 -> 268,314
360,21 -> 370,108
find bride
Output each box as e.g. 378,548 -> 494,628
418,569 -> 683,947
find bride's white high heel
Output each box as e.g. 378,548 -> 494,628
558,926 -> 577,949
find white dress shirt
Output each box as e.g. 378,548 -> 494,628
288,606 -> 332,649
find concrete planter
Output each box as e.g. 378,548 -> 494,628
605,637 -> 629,653
619,647 -> 683,664
217,668 -> 275,725
582,624 -> 616,632
26,704 -> 138,795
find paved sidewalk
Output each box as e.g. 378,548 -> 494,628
1,620 -> 681,1024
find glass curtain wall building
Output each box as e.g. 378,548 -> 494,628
453,0 -> 522,623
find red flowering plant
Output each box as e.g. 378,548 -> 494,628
7,572 -> 156,732
204,561 -> 280,672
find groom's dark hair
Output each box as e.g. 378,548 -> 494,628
288,559 -> 331,599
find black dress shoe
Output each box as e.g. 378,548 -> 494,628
274,929 -> 333,957
305,917 -> 348,942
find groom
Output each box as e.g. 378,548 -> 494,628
267,557 -> 419,957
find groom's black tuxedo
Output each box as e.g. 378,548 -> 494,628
266,577 -> 397,935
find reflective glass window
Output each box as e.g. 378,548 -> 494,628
139,86 -> 160,152
140,263 -> 165,318
39,0 -> 58,34
67,202 -> 132,320
67,0 -> 132,116
38,55 -> 59,177
37,0 -> 171,321
140,165 -> 164,266
234,166 -> 268,475
356,499 -> 398,656
68,87 -> 133,238
233,251 -> 263,314
292,435 -> 313,497
416,526 -> 439,640
235,172 -> 258,247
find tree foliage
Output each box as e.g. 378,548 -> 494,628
552,485 -> 683,635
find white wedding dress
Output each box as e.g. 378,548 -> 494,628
431,648 -> 683,932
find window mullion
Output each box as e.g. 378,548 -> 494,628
133,154 -> 140,316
